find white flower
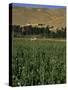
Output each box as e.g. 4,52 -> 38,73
17,82 -> 21,86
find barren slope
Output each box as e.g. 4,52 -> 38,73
12,7 -> 66,29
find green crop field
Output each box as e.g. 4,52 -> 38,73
12,38 -> 66,86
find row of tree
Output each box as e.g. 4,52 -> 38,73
12,25 -> 66,38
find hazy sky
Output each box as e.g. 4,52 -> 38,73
12,3 -> 66,9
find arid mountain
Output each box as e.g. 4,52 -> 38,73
12,7 -> 66,29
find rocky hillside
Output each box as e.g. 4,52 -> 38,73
12,6 -> 66,30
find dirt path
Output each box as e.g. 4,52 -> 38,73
14,38 -> 66,42
37,38 -> 66,42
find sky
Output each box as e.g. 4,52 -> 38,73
12,3 -> 66,9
